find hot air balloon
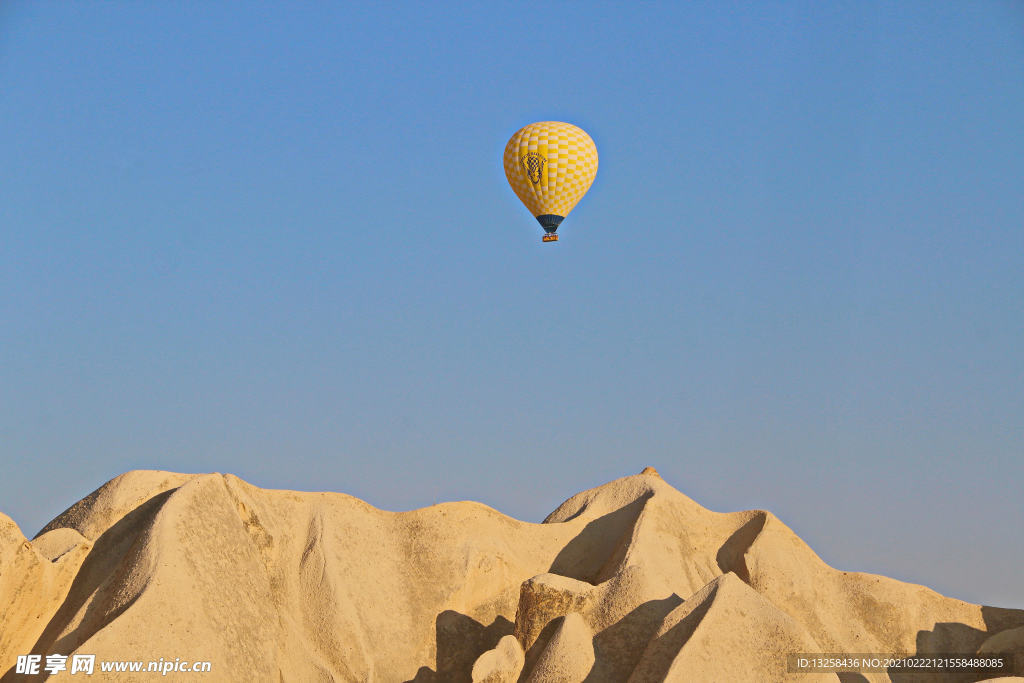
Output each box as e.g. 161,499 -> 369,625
503,121 -> 598,243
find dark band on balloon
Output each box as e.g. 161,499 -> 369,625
535,214 -> 564,233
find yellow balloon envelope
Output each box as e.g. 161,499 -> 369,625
504,121 -> 598,242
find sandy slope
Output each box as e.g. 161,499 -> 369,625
1,467 -> 1020,682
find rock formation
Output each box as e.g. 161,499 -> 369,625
0,468 -> 1021,681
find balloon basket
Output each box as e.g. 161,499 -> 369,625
542,234 -> 559,243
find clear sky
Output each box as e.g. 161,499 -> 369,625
2,2 -> 1021,607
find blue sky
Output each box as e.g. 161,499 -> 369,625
1,1 -> 1022,607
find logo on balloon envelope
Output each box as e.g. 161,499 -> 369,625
520,152 -> 546,184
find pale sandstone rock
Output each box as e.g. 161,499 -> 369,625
0,513 -> 91,675
524,612 -> 594,682
471,635 -> 524,683
629,572 -> 834,682
0,467 -> 1020,682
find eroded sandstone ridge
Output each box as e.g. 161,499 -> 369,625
1,469 -> 1021,681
